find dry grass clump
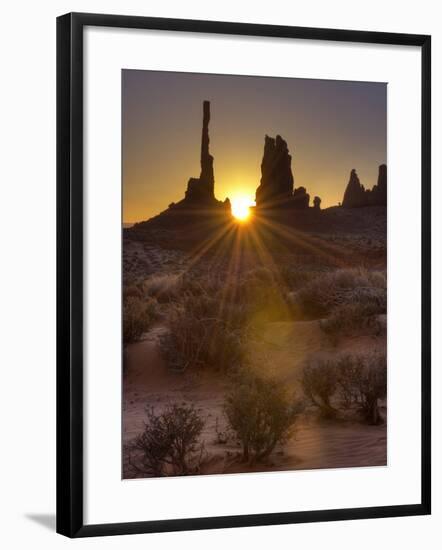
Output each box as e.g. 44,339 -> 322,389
129,404 -> 205,477
302,352 -> 387,424
160,266 -> 295,372
224,371 -> 303,463
160,290 -> 245,372
279,266 -> 322,291
293,267 -> 386,318
142,273 -> 182,303
123,295 -> 158,344
230,268 -> 293,324
143,270 -> 225,303
179,270 -> 224,297
320,302 -> 386,343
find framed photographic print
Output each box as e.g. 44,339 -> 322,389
56,12 -> 431,537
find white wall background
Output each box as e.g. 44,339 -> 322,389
0,0 -> 440,548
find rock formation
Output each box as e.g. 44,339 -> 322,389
129,101 -> 231,234
370,164 -> 387,206
255,135 -> 294,207
342,165 -> 387,208
255,134 -> 317,211
185,100 -> 215,202
292,186 -> 310,209
313,196 -> 321,210
342,169 -> 366,208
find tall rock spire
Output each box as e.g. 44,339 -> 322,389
342,165 -> 387,208
185,100 -> 216,202
255,135 -> 294,207
374,164 -> 387,205
200,100 -> 214,195
342,169 -> 366,208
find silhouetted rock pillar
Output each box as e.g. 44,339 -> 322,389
313,196 -> 321,210
255,134 -> 294,207
292,186 -> 310,209
342,169 -> 366,208
375,164 -> 387,205
200,100 -> 214,196
342,165 -> 387,208
185,100 -> 216,202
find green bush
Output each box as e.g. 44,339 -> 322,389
224,373 -> 301,463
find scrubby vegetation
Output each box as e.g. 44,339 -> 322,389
293,268 -> 386,319
129,404 -> 205,476
320,302 -> 386,343
279,265 -> 321,291
337,353 -> 387,425
142,273 -> 182,302
224,371 -> 303,463
302,358 -> 339,418
123,251 -> 387,477
301,353 -> 387,424
160,290 -> 245,372
158,266 -> 296,372
123,295 -> 158,344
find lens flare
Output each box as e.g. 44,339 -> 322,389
231,196 -> 255,221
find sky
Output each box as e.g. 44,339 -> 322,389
122,70 -> 386,224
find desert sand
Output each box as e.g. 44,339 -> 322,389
123,317 -> 386,478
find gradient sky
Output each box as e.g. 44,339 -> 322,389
122,70 -> 386,223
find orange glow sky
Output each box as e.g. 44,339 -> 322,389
123,70 -> 386,224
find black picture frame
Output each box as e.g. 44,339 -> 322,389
56,12 -> 431,538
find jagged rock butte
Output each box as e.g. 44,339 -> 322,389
255,134 -> 318,211
342,165 -> 387,208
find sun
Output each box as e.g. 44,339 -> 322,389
231,196 -> 255,222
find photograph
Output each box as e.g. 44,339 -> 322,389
122,70 -> 388,479
0,2 -> 435,545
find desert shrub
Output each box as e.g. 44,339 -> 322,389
224,373 -> 301,463
230,269 -> 293,324
293,268 -> 386,318
334,354 -> 365,409
123,284 -> 143,300
161,292 -> 244,372
123,296 -> 158,344
302,353 -> 387,424
320,302 -> 386,343
143,273 -> 181,302
337,353 -> 387,425
301,358 -> 339,418
179,271 -> 223,297
130,404 -> 205,476
279,266 -> 321,291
